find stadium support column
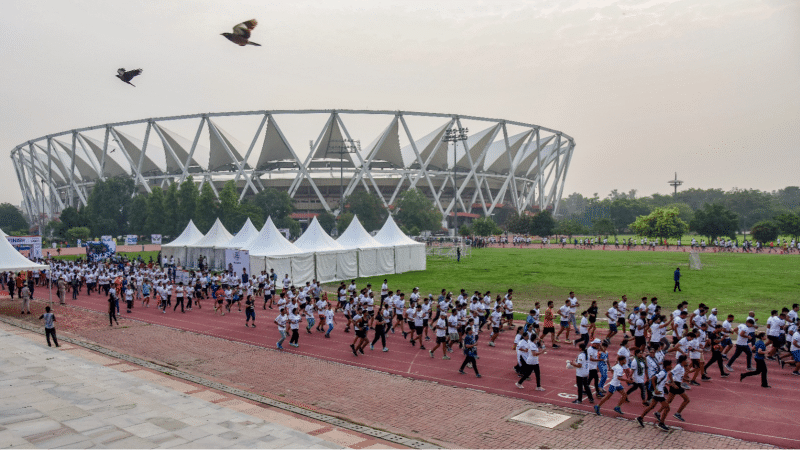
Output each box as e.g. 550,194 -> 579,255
553,140 -> 574,217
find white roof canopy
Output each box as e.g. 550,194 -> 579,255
190,218 -> 233,248
373,215 -> 420,247
245,217 -> 303,257
162,220 -> 205,248
0,229 -> 49,272
294,217 -> 344,252
336,215 -> 382,249
216,218 -> 260,249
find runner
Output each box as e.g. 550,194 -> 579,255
274,307 -> 287,349
244,295 -> 256,327
593,355 -> 632,416
458,326 -> 481,378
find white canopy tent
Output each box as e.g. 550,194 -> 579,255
186,218 -> 233,270
161,220 -> 204,267
244,217 -> 313,284
215,218 -> 259,257
336,215 -> 393,278
293,217 -> 355,283
0,228 -> 50,272
373,215 -> 427,273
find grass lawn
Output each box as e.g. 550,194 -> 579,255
338,248 -> 800,324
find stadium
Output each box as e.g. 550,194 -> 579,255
10,110 -> 575,228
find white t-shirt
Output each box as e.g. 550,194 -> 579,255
607,307 -> 618,322
650,323 -> 665,343
559,305 -> 570,320
435,318 -> 447,337
586,346 -> 598,370
568,297 -> 578,314
579,317 -> 589,335
735,323 -> 749,346
275,314 -> 287,331
634,318 -> 645,337
767,317 -> 784,337
575,352 -> 589,377
609,363 -> 625,387
526,342 -> 539,365
790,331 -> 800,352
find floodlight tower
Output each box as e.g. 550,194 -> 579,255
442,127 -> 469,233
668,172 -> 683,196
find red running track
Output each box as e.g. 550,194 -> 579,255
47,287 -> 799,448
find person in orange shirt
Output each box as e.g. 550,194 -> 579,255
15,273 -> 25,298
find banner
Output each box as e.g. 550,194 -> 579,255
77,239 -> 82,247
225,249 -> 250,278
101,236 -> 116,253
125,235 -> 138,245
6,235 -> 42,259
151,234 -> 162,245
175,269 -> 192,285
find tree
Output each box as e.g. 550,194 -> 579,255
316,211 -> 336,234
608,198 -> 650,233
66,226 -> 91,244
248,188 -> 293,223
689,203 -> 739,241
773,186 -> 800,210
196,182 -> 219,233
0,203 -> 30,233
775,212 -> 800,241
458,224 -> 472,236
505,213 -> 532,234
44,220 -> 65,240
338,212 -> 354,233
529,210 -> 556,237
177,176 -> 198,232
274,216 -> 301,239
343,189 -> 388,232
554,218 -> 587,238
229,202 -> 264,234
58,206 -> 86,230
723,188 -> 779,235
666,202 -> 694,224
471,217 -> 500,236
394,188 -> 442,232
84,178 -> 136,236
217,181 -> 240,231
592,218 -> 616,237
128,195 -> 148,235
629,207 -> 689,241
145,187 -> 166,236
750,221 -> 779,243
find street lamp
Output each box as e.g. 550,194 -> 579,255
327,138 -> 360,234
442,127 -> 468,234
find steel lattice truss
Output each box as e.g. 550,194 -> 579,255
11,110 -> 575,226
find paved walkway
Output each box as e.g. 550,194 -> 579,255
0,322 -> 404,449
1,296 -> 777,449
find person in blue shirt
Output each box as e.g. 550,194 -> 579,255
673,268 -> 682,292
458,327 -> 481,378
740,332 -> 770,388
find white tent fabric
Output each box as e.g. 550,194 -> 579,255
294,217 -> 356,283
336,215 -> 393,277
161,220 -> 204,268
0,229 -> 50,272
187,219 -> 233,270
212,218 -> 260,272
244,217 -> 313,283
373,215 -> 427,273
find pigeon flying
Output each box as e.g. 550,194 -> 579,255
222,19 -> 261,46
116,68 -> 143,87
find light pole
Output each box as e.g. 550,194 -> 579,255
442,127 -> 468,234
328,138 -> 360,234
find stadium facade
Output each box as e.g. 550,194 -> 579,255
10,110 -> 575,229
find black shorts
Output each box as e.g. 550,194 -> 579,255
635,336 -> 646,347
422,319 -> 429,328
505,313 -> 514,320
265,293 -> 273,300
652,395 -> 665,403
617,318 -> 626,325
691,359 -> 701,368
436,336 -> 446,344
768,335 -> 780,347
669,386 -> 685,395
542,326 -> 555,335
415,326 -> 423,334
407,320 -> 415,329
492,327 -> 500,334
588,316 -> 596,324
355,329 -> 367,338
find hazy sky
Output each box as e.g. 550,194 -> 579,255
2,0 -> 799,207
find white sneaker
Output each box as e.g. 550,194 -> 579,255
515,382 -> 524,389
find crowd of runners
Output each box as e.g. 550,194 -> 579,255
487,235 -> 800,253
5,257 -> 800,433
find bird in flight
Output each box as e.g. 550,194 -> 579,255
116,68 -> 143,87
221,19 -> 261,46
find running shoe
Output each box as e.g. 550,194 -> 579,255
429,350 -> 434,358
370,344 -> 374,350
425,336 -> 431,341
245,323 -> 249,327
420,345 -> 426,350
488,342 -> 495,347
359,347 -> 364,354
701,375 -> 711,381
724,364 -> 733,371
779,360 -> 785,369
689,380 -> 701,386
411,340 -> 415,347
721,373 -> 729,378
572,399 -> 582,404
792,371 -> 800,376
383,348 -> 388,352
277,344 -> 283,350
536,387 -> 545,391
442,355 -> 450,360
593,405 -> 600,415
517,383 -> 525,389
636,417 -> 644,427
654,412 -> 661,421
613,406 -> 622,414
552,344 -> 560,349
657,422 -> 669,431
673,413 -> 685,422
459,370 -> 465,374
476,374 -> 482,378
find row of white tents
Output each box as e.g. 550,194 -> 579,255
161,215 -> 426,283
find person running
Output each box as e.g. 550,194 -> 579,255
458,326 -> 481,378
726,318 -> 756,372
38,306 -> 59,347
555,299 -> 572,344
244,295 -> 256,327
107,287 -> 119,327
275,307 -> 288,350
516,332 -> 544,390
571,343 -> 594,404
605,301 -> 620,341
430,311 -> 450,359
409,305 -> 427,349
351,309 -> 368,356
587,301 -> 598,339
370,306 -> 388,352
488,305 -> 502,347
703,324 -> 730,378
594,355 -> 632,416
665,355 -> 692,422
288,308 -> 302,348
626,348 -> 649,405
636,359 -> 673,431
124,284 -> 134,313
323,305 -> 336,338
740,332 -> 770,388
141,280 -> 151,308
541,301 -> 559,348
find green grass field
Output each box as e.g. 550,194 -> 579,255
340,248 -> 800,324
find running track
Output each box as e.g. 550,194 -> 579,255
40,287 -> 800,447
